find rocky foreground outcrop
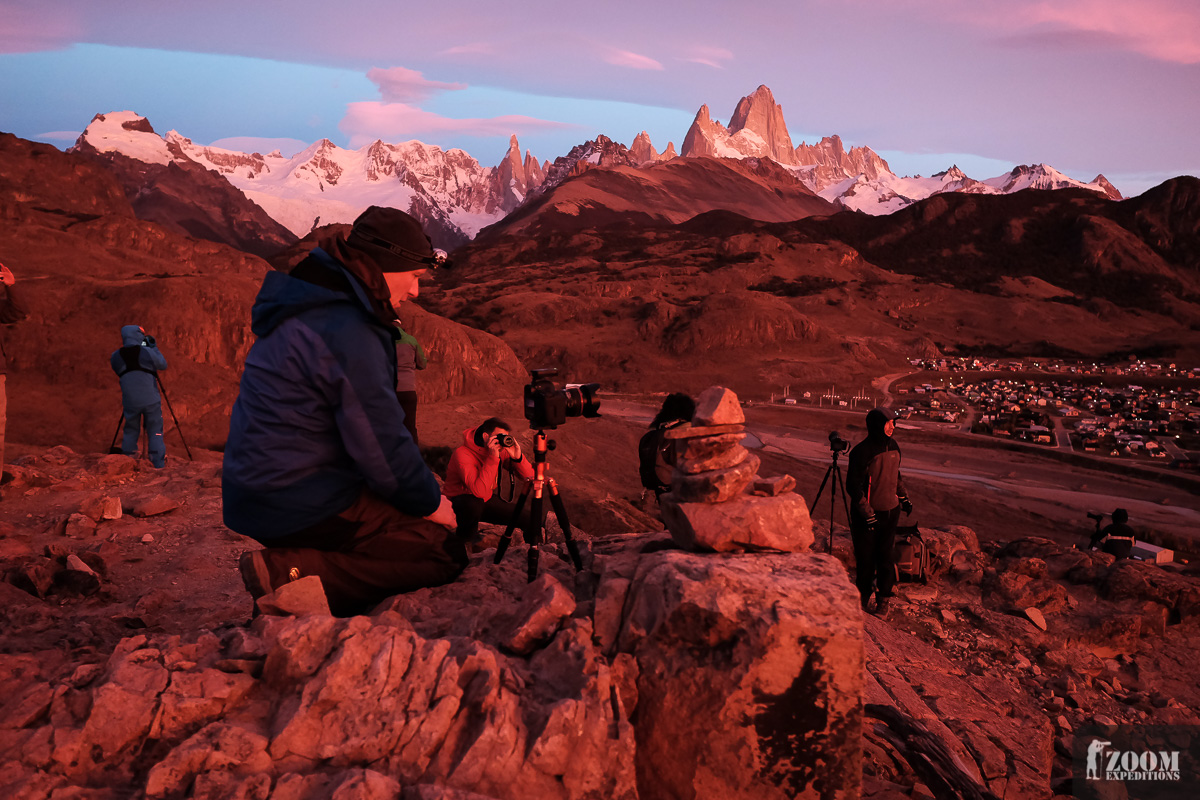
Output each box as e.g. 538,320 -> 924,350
1,532 -> 863,800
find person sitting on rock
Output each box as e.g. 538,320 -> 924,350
222,205 -> 461,617
109,325 -> 168,468
847,407 -> 913,617
1091,508 -> 1136,559
443,417 -> 537,543
639,392 -> 696,499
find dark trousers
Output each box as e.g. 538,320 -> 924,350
396,390 -> 418,447
450,491 -> 547,542
255,490 -> 466,616
851,506 -> 902,602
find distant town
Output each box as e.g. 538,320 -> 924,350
784,356 -> 1200,469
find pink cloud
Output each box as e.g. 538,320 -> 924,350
439,43 -> 497,57
683,46 -> 734,68
366,67 -> 467,104
884,0 -> 1200,64
339,102 -> 576,148
603,49 -> 664,70
0,3 -> 81,53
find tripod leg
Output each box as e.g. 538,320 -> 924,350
493,486 -> 531,565
156,377 -> 193,460
109,412 -> 124,454
526,490 -> 545,582
809,466 -> 832,514
546,479 -> 582,571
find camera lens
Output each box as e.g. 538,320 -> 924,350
497,434 -> 515,448
563,383 -> 602,418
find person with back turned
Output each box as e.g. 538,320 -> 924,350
847,407 -> 913,617
110,325 -> 168,468
222,205 -> 461,616
1091,508 -> 1136,559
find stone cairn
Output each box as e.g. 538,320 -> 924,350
659,386 -> 814,553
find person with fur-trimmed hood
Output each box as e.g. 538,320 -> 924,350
222,205 -> 459,616
847,407 -> 913,616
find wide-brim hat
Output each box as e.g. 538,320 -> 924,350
346,206 -> 450,272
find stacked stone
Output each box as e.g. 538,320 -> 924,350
660,385 -> 813,553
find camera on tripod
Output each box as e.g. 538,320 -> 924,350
524,368 -> 601,430
828,431 -> 850,453
1087,511 -> 1105,523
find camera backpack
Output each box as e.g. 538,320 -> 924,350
892,524 -> 929,584
638,428 -> 667,492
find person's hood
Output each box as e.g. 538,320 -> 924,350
460,425 -> 485,454
249,248 -> 381,338
120,325 -> 145,346
865,407 -> 896,440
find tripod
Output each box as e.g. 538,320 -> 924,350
107,374 -> 193,461
493,430 -> 583,582
810,446 -> 853,554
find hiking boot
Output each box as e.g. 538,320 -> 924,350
874,596 -> 893,618
238,550 -> 273,600
860,596 -> 872,613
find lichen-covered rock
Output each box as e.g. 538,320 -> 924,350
617,550 -> 862,800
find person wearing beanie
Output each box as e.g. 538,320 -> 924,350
1091,507 -> 1137,559
847,407 -> 913,616
223,205 -> 460,616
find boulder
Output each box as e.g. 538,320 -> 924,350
144,722 -> 272,798
692,386 -> 745,426
660,491 -> 813,553
502,572 -> 576,655
130,494 -> 180,517
62,514 -> 97,539
8,558 -> 56,598
255,576 -> 332,618
668,453 -> 760,503
617,551 -> 862,800
752,475 -> 796,496
674,435 -> 749,474
78,494 -> 123,522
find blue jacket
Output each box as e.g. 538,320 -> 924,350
222,248 -> 440,541
110,325 -> 167,408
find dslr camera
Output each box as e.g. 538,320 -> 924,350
494,433 -> 515,449
524,368 -> 601,430
1087,511 -> 1105,523
828,431 -> 850,453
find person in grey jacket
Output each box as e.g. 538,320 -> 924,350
110,325 -> 168,468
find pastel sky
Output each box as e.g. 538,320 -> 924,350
2,0 -> 1198,196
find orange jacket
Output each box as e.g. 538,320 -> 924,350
443,426 -> 535,500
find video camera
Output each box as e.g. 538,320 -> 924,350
828,431 -> 850,453
524,368 -> 601,430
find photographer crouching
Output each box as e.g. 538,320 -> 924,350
444,417 -> 542,544
847,407 -> 914,617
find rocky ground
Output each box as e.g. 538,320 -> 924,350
1,419 -> 1198,799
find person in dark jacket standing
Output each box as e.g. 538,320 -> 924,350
223,206 -> 460,616
110,325 -> 168,468
0,262 -> 29,475
847,407 -> 913,616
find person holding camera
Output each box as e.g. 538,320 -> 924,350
223,206 -> 461,617
847,407 -> 913,616
0,262 -> 29,475
443,417 -> 537,543
110,325 -> 168,468
1090,508 -> 1136,559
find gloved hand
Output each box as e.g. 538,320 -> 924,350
900,497 -> 913,515
863,513 -> 878,531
